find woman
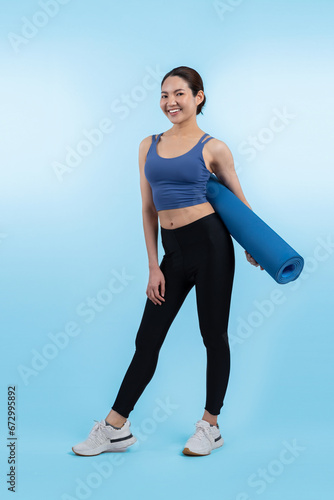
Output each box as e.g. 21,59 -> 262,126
72,66 -> 262,458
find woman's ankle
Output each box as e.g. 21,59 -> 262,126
105,409 -> 127,427
202,409 -> 218,426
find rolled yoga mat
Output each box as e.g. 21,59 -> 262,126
206,174 -> 304,284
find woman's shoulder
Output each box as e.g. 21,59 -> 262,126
138,134 -> 160,163
205,136 -> 234,168
139,133 -> 159,148
206,136 -> 233,155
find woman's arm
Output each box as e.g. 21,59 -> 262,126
138,136 -> 160,268
209,139 -> 252,210
209,139 -> 263,270
138,137 -> 166,303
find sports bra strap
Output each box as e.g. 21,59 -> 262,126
153,133 -> 163,142
201,134 -> 214,143
154,133 -> 213,143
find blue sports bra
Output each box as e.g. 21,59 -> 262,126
144,132 -> 214,211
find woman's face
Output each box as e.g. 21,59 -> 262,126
160,76 -> 203,122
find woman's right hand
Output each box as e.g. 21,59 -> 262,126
146,265 -> 166,305
245,250 -> 264,270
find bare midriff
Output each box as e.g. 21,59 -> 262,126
158,202 -> 215,229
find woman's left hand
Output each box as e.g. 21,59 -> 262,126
245,250 -> 264,270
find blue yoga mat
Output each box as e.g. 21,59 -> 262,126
206,174 -> 304,284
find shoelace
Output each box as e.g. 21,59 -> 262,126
86,420 -> 110,446
192,422 -> 214,444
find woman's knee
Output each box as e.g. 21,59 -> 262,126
201,330 -> 230,350
135,330 -> 165,353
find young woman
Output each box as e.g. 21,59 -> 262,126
72,66 -> 262,458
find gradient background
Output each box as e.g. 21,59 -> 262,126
1,0 -> 333,499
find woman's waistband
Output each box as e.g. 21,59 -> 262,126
160,212 -> 218,234
160,212 -> 224,251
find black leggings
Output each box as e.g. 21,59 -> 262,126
111,212 -> 235,418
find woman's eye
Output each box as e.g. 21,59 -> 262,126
161,93 -> 183,98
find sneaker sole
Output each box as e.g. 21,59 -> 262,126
182,447 -> 210,456
72,436 -> 137,456
182,438 -> 224,457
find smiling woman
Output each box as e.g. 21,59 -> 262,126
160,66 -> 206,116
72,65 -> 262,459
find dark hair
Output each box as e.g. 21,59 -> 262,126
161,66 -> 206,115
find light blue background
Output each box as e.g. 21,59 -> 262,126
1,0 -> 333,499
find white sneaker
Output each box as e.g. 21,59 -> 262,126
72,419 -> 137,456
182,419 -> 223,456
